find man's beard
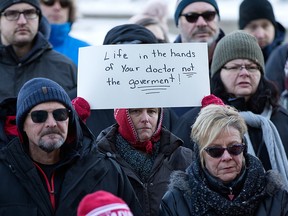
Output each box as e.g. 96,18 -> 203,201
189,27 -> 220,46
38,137 -> 65,153
38,129 -> 65,153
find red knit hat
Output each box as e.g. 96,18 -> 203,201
201,94 -> 225,108
77,190 -> 133,216
72,97 -> 91,123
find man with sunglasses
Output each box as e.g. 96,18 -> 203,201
172,0 -> 225,117
174,0 -> 224,65
0,78 -> 143,215
40,0 -> 90,66
0,0 -> 77,102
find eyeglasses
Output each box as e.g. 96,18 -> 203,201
204,143 -> 245,158
1,9 -> 39,21
222,65 -> 260,73
29,108 -> 70,123
180,11 -> 216,23
41,0 -> 71,8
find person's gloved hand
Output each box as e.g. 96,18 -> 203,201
72,97 -> 91,123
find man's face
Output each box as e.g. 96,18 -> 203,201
0,3 -> 39,46
177,2 -> 220,45
23,101 -> 69,154
40,0 -> 69,24
243,19 -> 275,48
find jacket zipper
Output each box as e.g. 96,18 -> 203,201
34,163 -> 56,211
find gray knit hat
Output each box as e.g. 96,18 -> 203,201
0,0 -> 41,15
211,30 -> 265,78
16,78 -> 73,135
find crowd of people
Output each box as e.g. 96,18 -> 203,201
0,0 -> 287,215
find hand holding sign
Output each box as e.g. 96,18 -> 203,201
78,43 -> 210,109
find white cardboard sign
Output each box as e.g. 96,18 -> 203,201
78,43 -> 210,109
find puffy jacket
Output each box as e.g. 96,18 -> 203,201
49,23 -> 90,66
0,110 -> 142,216
96,124 -> 192,216
160,154 -> 288,216
0,32 -> 77,101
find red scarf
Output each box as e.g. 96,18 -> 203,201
114,108 -> 163,154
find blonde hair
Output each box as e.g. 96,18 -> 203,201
191,104 -> 247,167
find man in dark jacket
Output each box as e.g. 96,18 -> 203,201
0,0 -> 77,101
238,0 -> 286,62
173,0 -> 225,116
0,78 -> 142,216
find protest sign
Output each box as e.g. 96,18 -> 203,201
78,43 -> 210,109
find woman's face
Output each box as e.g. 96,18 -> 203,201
129,108 -> 159,142
220,59 -> 261,101
203,127 -> 244,183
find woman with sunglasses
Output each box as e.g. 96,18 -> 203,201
160,102 -> 288,216
40,0 -> 90,66
173,30 -> 288,182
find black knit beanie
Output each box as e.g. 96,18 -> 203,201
103,24 -> 158,45
239,0 -> 276,29
174,0 -> 220,26
0,0 -> 42,20
16,78 -> 73,135
0,0 -> 41,12
211,30 -> 265,78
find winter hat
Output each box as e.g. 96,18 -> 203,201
72,97 -> 91,123
103,24 -> 158,45
77,190 -> 133,216
174,0 -> 220,26
201,94 -> 225,108
114,108 -> 163,154
239,0 -> 276,29
16,78 -> 73,135
0,0 -> 41,14
211,30 -> 265,78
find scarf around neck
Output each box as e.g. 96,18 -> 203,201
187,154 -> 267,215
240,105 -> 288,185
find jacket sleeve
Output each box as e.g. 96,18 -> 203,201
172,107 -> 200,150
107,157 -> 144,216
159,190 -> 185,216
265,44 -> 288,93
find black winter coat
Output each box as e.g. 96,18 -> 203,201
96,124 -> 192,216
0,112 -> 142,215
160,154 -> 288,216
265,43 -> 288,94
0,32 -> 77,101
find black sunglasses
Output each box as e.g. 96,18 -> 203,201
29,108 -> 70,123
204,143 -> 245,158
181,11 -> 216,23
41,0 -> 71,8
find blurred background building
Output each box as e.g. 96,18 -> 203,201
72,0 -> 288,45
